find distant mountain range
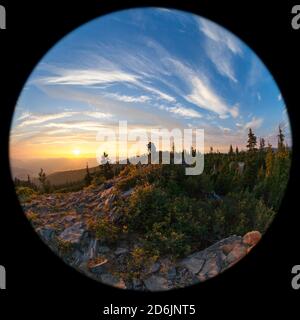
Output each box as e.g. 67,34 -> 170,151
10,157 -> 100,185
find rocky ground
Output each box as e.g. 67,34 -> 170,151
22,180 -> 262,291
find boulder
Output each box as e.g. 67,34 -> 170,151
243,231 -> 262,247
148,262 -> 160,274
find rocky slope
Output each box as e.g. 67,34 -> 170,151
22,180 -> 261,291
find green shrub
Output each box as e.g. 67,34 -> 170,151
88,216 -> 120,243
16,186 -> 37,202
116,175 -> 138,191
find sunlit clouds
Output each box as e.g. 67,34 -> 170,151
10,8 -> 290,160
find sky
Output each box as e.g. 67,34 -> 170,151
9,7 -> 291,162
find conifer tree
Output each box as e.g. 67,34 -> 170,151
84,163 -> 92,186
265,143 -> 273,177
277,125 -> 285,151
246,128 -> 257,152
229,144 -> 234,155
259,138 -> 265,151
38,168 -> 50,193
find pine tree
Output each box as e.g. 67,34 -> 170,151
191,146 -> 196,157
265,143 -> 273,177
259,138 -> 265,151
228,144 -> 234,155
246,128 -> 257,152
38,168 -> 46,186
235,146 -> 239,155
277,126 -> 288,158
277,126 -> 284,149
84,163 -> 92,186
100,152 -> 113,180
38,168 -> 50,193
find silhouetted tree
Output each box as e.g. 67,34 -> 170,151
84,163 -> 92,186
259,138 -> 265,151
277,125 -> 285,152
228,144 -> 234,155
246,128 -> 257,152
38,168 -> 50,193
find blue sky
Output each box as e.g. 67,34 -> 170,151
10,8 -> 290,159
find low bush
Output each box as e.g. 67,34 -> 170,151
16,186 -> 37,202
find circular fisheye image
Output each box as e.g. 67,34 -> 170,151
10,8 -> 291,291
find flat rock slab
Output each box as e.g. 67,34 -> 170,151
225,243 -> 247,266
58,222 -> 85,244
144,275 -> 169,291
36,226 -> 55,242
180,257 -> 205,274
198,254 -> 220,280
114,247 -> 128,256
100,273 -> 126,289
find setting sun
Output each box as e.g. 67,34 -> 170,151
72,148 -> 81,156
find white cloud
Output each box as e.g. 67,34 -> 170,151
204,41 -> 238,83
159,104 -> 202,118
41,69 -> 140,86
17,111 -> 31,121
137,83 -> 176,102
197,18 -> 242,83
244,117 -> 263,130
17,112 -> 77,127
165,57 -> 238,119
278,94 -> 282,101
229,105 -> 239,118
186,76 -> 229,115
84,111 -> 112,119
44,121 -> 105,132
198,18 -> 242,55
37,62 -> 177,104
106,93 -> 151,103
219,126 -> 231,133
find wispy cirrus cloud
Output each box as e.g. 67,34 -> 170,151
84,111 -> 112,119
17,111 -> 77,127
167,57 -> 239,118
37,64 -> 177,104
158,103 -> 202,119
40,69 -> 140,86
244,117 -> 263,130
105,93 -> 151,103
15,110 -> 112,129
137,83 -> 176,103
44,121 -> 105,132
197,18 -> 242,83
